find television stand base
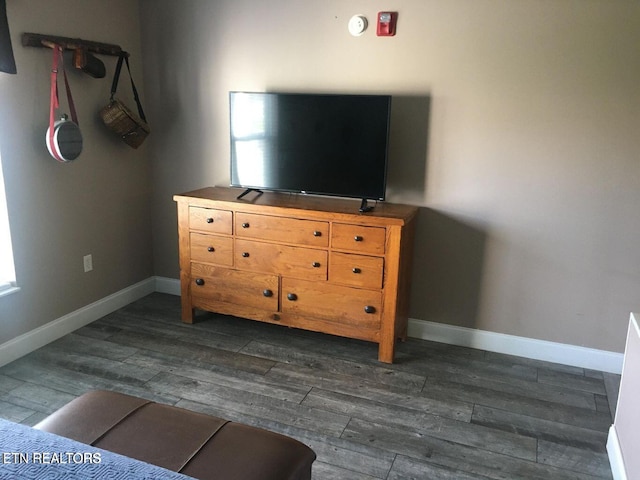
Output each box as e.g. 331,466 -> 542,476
237,188 -> 264,200
359,198 -> 374,213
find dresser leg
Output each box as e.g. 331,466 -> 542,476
181,298 -> 195,324
378,340 -> 395,364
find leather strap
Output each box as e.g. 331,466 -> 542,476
48,44 -> 79,162
62,58 -> 78,125
110,53 -> 147,122
48,45 -> 63,162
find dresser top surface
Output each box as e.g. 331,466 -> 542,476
174,187 -> 418,225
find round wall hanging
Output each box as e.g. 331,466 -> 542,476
46,115 -> 83,162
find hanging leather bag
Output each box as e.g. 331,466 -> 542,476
99,52 -> 149,149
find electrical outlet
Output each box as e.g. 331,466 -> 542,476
83,254 -> 93,273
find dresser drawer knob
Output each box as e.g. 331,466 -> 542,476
352,267 -> 361,274
287,293 -> 298,301
207,246 -> 215,252
313,230 -> 322,237
312,262 -> 321,268
364,305 -> 376,314
354,235 -> 363,242
206,218 -> 214,224
242,222 -> 250,228
263,289 -> 273,297
195,278 -> 205,286
242,252 -> 250,258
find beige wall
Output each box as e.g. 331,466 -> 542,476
141,0 -> 640,353
0,0 -> 152,343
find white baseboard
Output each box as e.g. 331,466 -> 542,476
0,275 -> 624,375
0,278 -> 155,368
408,318 -> 624,374
154,276 -> 180,295
607,425 -> 627,480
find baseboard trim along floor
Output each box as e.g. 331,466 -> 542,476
0,278 -> 155,368
607,425 -> 627,480
0,275 -> 624,375
408,318 -> 623,375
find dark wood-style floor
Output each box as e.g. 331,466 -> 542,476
0,293 -> 619,479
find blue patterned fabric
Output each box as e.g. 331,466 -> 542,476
0,418 -> 194,479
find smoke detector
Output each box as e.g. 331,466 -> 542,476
348,15 -> 368,36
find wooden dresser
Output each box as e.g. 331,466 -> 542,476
173,187 -> 417,363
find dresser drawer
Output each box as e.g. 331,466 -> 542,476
190,233 -> 233,266
236,213 -> 328,247
191,263 -> 278,311
235,239 -> 327,280
281,278 -> 381,329
329,252 -> 384,289
331,224 -> 385,255
189,207 -> 233,234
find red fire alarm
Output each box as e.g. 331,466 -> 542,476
377,12 -> 397,36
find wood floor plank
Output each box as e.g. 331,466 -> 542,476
0,374 -> 23,394
1,356 -> 128,396
537,369 -> 607,395
343,417 -> 606,480
74,322 -> 123,340
25,343 -> 159,386
483,351 -> 586,376
146,371 -> 351,437
399,338 -> 487,361
0,383 -> 76,415
124,350 -> 310,403
388,454 -> 494,480
471,404 -> 609,453
0,399 -> 37,423
20,411 -> 49,427
602,372 -> 621,419
423,368 -> 598,411
0,355 -> 180,406
421,375 -> 611,431
303,388 -> 537,461
268,362 -> 473,422
311,462 -> 382,480
241,340 -> 427,392
594,394 -> 613,419
585,368 -> 604,379
51,332 -> 139,362
106,329 -> 275,375
95,310 -> 250,352
395,339 -> 540,383
537,440 -> 613,479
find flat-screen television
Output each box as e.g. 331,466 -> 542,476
229,92 -> 391,208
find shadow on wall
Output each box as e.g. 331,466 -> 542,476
409,207 -> 487,330
382,94 -> 486,329
386,94 -> 430,203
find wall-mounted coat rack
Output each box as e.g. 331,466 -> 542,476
21,32 -> 125,57
22,32 -> 128,79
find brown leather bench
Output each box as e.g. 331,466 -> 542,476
34,390 -> 316,480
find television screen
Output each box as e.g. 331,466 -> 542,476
229,92 -> 391,201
